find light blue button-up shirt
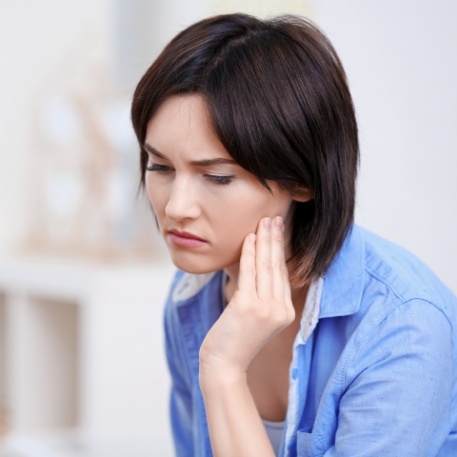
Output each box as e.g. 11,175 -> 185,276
163,225 -> 457,456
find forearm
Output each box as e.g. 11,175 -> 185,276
200,366 -> 275,457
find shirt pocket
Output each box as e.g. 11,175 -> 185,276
296,429 -> 327,457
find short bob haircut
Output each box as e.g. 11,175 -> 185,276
131,13 -> 359,285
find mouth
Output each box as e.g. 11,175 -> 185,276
167,230 -> 208,248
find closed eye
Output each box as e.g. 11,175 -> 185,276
146,163 -> 173,173
146,162 -> 233,185
205,175 -> 234,185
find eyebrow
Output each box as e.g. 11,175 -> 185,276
144,143 -> 237,167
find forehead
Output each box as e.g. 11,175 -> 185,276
145,94 -> 231,160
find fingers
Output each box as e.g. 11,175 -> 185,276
255,217 -> 273,295
270,216 -> 287,300
237,232 -> 257,293
238,216 -> 289,304
255,216 -> 287,300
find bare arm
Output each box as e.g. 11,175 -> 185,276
199,216 -> 294,456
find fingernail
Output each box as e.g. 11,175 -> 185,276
274,216 -> 283,229
263,217 -> 271,229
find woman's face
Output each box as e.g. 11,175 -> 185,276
144,94 -> 295,274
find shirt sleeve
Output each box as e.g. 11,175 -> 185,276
323,299 -> 453,457
164,273 -> 195,457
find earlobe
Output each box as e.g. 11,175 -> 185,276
292,187 -> 313,203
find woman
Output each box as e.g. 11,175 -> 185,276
131,13 -> 457,457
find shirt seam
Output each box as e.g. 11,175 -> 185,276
338,293 -> 453,396
364,264 -> 455,332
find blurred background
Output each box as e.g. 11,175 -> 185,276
0,0 -> 456,456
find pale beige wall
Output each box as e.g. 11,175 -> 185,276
315,0 -> 457,294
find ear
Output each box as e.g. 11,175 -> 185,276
291,186 -> 313,203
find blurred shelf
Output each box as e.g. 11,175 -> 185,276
0,256 -> 175,457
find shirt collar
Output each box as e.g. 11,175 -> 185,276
319,225 -> 365,319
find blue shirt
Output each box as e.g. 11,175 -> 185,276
163,225 -> 457,456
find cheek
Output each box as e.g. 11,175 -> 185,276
145,179 -> 167,218
213,203 -> 261,250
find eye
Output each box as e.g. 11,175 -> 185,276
146,163 -> 173,173
205,175 -> 234,185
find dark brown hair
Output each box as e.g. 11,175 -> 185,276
131,13 -> 359,284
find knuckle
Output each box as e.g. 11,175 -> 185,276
258,232 -> 271,243
260,260 -> 272,273
272,232 -> 283,243
271,260 -> 285,272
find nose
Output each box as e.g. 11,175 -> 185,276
165,178 -> 201,221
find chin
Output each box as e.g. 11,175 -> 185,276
170,256 -> 218,275
169,250 -> 239,275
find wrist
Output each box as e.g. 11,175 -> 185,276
199,355 -> 248,393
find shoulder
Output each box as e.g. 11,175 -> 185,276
358,226 -> 457,313
321,225 -> 457,316
326,228 -> 457,390
321,225 -> 457,339
346,227 -> 457,363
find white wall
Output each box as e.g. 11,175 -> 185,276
314,0 -> 457,293
0,0 -> 111,255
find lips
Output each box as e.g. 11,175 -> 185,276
167,230 -> 208,248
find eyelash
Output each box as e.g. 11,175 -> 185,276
146,163 -> 234,185
146,163 -> 171,173
207,175 -> 233,185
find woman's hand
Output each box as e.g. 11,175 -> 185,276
199,216 -> 293,456
199,215 -> 295,376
